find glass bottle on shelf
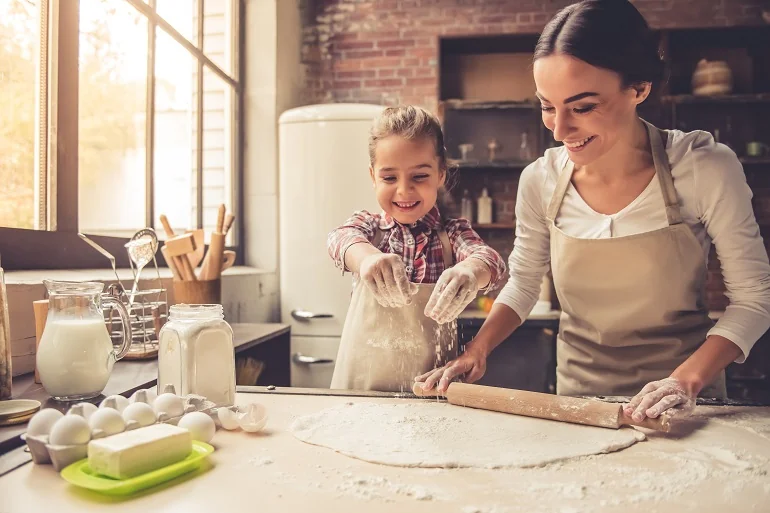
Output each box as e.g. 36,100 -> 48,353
519,132 -> 534,162
460,189 -> 474,222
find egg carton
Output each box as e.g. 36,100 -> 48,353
23,385 -> 217,472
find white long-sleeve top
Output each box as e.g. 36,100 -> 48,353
496,128 -> 770,363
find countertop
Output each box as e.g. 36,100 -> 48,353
1,387 -> 768,512
0,323 -> 289,453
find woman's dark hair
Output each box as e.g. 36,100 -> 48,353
534,0 -> 665,88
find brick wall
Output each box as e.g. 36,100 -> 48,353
300,0 -> 770,310
301,0 -> 769,108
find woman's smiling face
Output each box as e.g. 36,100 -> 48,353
534,53 -> 649,166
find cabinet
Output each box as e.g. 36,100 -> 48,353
457,317 -> 558,393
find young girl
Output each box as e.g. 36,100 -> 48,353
327,105 -> 506,392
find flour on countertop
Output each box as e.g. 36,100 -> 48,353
335,472 -> 445,502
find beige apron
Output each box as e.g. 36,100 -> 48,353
330,227 -> 458,392
548,119 -> 726,399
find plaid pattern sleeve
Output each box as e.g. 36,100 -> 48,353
327,210 -> 380,272
445,217 -> 507,292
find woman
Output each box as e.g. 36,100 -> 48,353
416,0 -> 770,422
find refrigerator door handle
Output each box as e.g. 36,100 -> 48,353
292,353 -> 334,365
291,309 -> 333,321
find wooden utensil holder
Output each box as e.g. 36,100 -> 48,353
172,279 -> 221,305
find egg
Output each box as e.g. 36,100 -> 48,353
88,407 -> 126,436
26,409 -> 64,437
153,393 -> 184,418
67,402 -> 98,421
178,412 -> 216,443
99,394 -> 129,413
237,403 -> 268,433
48,415 -> 91,446
122,402 -> 156,427
217,407 -> 240,430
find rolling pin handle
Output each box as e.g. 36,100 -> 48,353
619,411 -> 672,433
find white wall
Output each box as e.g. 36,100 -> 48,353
243,0 -> 304,322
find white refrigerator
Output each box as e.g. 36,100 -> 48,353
279,103 -> 384,388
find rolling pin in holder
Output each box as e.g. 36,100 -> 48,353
413,382 -> 672,432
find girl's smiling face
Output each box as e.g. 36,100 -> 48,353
534,53 -> 649,167
370,135 -> 445,225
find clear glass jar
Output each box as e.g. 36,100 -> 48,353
158,304 -> 235,406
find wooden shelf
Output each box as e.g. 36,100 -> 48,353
455,160 -> 533,170
473,223 -> 515,230
741,158 -> 770,165
442,99 -> 540,111
661,93 -> 770,105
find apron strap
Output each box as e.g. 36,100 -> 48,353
643,119 -> 683,226
546,153 -> 574,223
437,228 -> 455,269
546,120 -> 683,226
372,226 -> 386,249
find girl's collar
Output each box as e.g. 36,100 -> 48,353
379,206 -> 442,231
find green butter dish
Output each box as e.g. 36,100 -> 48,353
60,441 -> 214,496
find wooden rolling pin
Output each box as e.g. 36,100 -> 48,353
412,382 -> 672,433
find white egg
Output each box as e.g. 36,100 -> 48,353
237,403 -> 268,433
49,415 -> 91,446
67,402 -> 98,420
217,407 -> 240,430
178,412 -> 216,443
153,393 -> 184,418
99,395 -> 130,413
88,407 -> 126,436
26,409 -> 64,437
122,402 -> 156,427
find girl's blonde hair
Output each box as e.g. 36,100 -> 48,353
368,105 -> 448,170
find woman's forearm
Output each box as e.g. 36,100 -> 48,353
466,303 -> 523,357
671,335 -> 743,395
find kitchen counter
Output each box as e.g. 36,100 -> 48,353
1,387 -> 769,512
0,323 -> 289,454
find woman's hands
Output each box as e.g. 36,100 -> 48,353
414,343 -> 489,394
624,377 -> 696,421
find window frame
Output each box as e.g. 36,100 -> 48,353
0,0 -> 244,271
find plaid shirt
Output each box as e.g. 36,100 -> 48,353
327,206 -> 506,292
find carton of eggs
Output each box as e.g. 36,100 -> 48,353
23,385 -> 219,472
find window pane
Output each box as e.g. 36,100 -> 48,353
202,67 -> 233,244
78,0 -> 148,236
203,0 -> 234,76
156,0 -> 197,46
153,28 -> 197,234
0,0 -> 39,229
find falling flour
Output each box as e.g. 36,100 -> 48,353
290,402 -> 645,469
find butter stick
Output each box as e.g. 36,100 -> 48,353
87,423 -> 192,479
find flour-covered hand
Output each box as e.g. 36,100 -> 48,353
424,261 -> 482,324
624,377 -> 696,422
414,344 -> 488,394
359,252 -> 416,308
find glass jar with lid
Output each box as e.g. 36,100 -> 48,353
158,304 -> 235,406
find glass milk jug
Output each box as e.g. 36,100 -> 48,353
37,280 -> 132,401
158,304 -> 235,406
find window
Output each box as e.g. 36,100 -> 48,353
0,0 -> 242,269
0,0 -> 40,230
